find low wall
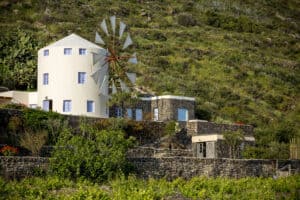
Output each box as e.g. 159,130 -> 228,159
127,147 -> 193,158
0,156 -> 49,179
1,156 -> 299,180
187,120 -> 253,136
129,157 -> 300,180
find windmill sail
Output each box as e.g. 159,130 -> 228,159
99,75 -> 109,96
128,52 -> 137,64
93,16 -> 137,97
123,34 -> 133,49
120,80 -> 129,92
100,19 -> 109,36
119,21 -> 126,39
91,64 -> 108,86
95,32 -> 105,44
110,16 -> 116,35
112,82 -> 117,94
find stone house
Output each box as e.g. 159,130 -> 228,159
110,95 -> 195,122
187,120 -> 255,158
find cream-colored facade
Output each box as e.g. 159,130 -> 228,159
0,91 -> 37,108
37,34 -> 108,117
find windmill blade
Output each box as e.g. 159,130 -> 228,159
99,75 -> 109,96
120,80 -> 129,92
100,19 -> 109,36
91,49 -> 107,65
110,16 -> 116,35
122,34 -> 133,50
92,53 -> 107,68
126,72 -> 136,84
91,64 -> 108,86
119,21 -> 126,39
95,32 -> 105,45
128,52 -> 138,64
112,82 -> 117,94
115,63 -> 134,90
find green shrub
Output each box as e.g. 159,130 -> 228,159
177,13 -> 197,27
50,125 -> 135,182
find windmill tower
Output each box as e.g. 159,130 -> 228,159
37,34 -> 109,117
37,16 -> 137,118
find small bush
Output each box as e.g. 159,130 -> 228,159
20,129 -> 48,156
178,13 -> 197,27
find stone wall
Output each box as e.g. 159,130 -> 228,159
187,120 -> 253,136
0,156 -> 49,179
127,147 -> 193,158
1,156 -> 299,180
192,140 -> 254,159
136,98 -> 195,121
129,157 -> 300,180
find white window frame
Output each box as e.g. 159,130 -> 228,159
43,49 -> 49,56
178,108 -> 188,121
135,109 -> 143,121
64,48 -> 72,55
79,48 -> 87,55
63,100 -> 72,112
43,73 -> 49,85
87,100 -> 94,112
78,72 -> 86,84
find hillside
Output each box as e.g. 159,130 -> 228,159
0,0 -> 299,150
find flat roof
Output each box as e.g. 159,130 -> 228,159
140,95 -> 195,101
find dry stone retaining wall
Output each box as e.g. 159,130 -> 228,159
0,156 -> 49,179
129,157 -> 300,180
1,156 -> 299,180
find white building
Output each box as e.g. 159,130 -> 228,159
37,33 -> 108,118
0,33 -> 195,121
1,34 -> 109,118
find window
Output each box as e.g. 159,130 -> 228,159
178,108 -> 188,121
29,104 -> 37,109
153,108 -> 159,121
43,100 -> 49,111
116,107 -> 122,118
79,48 -> 87,55
78,72 -> 86,84
63,100 -> 72,112
87,100 -> 94,112
64,48 -> 72,55
43,49 -> 49,56
126,108 -> 132,119
43,73 -> 49,85
135,109 -> 143,121
199,142 -> 206,158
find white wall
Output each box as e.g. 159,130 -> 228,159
37,46 -> 108,118
0,91 -> 37,106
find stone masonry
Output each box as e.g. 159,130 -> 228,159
129,157 -> 300,180
0,156 -> 49,179
187,120 -> 255,159
110,96 -> 195,121
1,155 -> 299,180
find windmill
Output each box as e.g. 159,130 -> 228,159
91,16 -> 137,97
